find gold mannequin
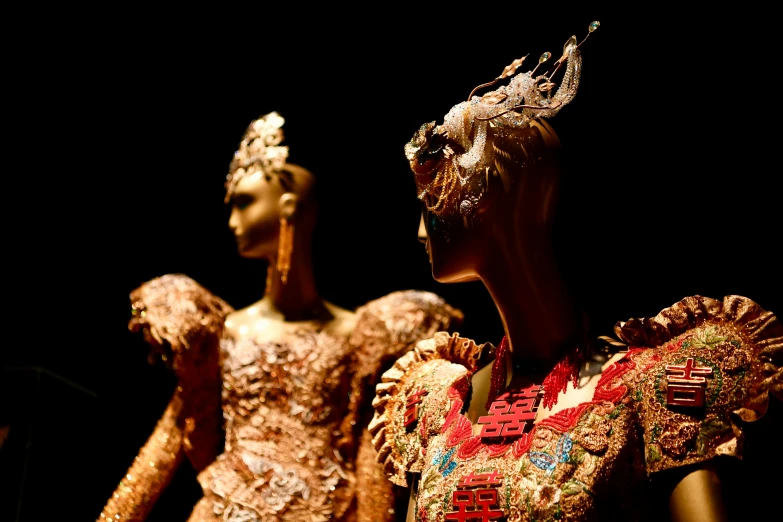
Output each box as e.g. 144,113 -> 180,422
412,120 -> 728,521
98,112 -> 463,521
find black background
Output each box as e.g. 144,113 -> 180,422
2,6 -> 781,521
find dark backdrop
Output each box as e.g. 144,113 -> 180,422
3,7 -> 780,521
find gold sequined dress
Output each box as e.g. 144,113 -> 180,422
99,274 -> 462,522
370,295 -> 782,521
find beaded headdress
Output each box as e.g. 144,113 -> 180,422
405,21 -> 600,218
224,111 -> 289,202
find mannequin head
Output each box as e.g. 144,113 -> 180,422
407,21 -> 599,361
224,112 -> 317,263
405,31 -> 585,283
227,163 -> 316,261
415,120 -> 562,283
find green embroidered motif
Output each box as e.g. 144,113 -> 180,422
647,444 -> 662,463
634,379 -> 646,402
691,326 -> 727,349
561,479 -> 583,496
696,417 -> 732,455
728,369 -> 747,402
570,447 -> 586,465
607,403 -> 626,419
420,465 -> 440,492
650,423 -> 662,444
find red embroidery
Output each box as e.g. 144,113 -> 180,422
511,429 -> 536,457
485,442 -> 512,457
665,335 -> 691,352
449,375 -> 472,399
443,397 -> 464,433
541,346 -> 583,410
538,403 -> 595,432
447,416 -> 474,448
485,336 -> 583,410
642,353 -> 662,372
486,337 -> 509,410
456,436 -> 484,460
593,356 -> 636,403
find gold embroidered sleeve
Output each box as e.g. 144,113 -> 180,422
369,332 -> 484,487
338,291 -> 462,467
614,295 -> 782,475
355,428 -> 401,521
348,290 -> 463,384
128,273 -> 233,472
336,291 -> 461,520
98,392 -> 184,522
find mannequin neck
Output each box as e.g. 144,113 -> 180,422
263,238 -> 327,322
479,225 -> 583,379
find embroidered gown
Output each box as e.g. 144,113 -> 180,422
98,274 -> 463,522
369,295 -> 782,521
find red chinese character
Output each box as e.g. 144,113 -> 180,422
456,470 -> 504,489
445,488 -> 504,522
478,390 -> 539,439
665,358 -> 713,407
404,388 -> 427,428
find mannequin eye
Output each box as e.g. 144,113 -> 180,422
232,194 -> 253,210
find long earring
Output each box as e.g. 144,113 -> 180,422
276,217 -> 294,284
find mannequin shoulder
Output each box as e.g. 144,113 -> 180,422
129,273 -> 233,350
611,294 -> 782,474
369,332 -> 482,487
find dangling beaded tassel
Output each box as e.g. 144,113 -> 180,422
540,345 -> 583,410
485,336 -> 509,410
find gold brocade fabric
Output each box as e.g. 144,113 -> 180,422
100,274 -> 462,522
370,295 -> 782,521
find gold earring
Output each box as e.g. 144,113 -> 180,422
276,217 -> 294,284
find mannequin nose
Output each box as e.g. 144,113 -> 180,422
228,209 -> 239,233
417,214 -> 427,244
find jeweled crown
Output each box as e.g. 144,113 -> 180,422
405,21 -> 600,217
225,111 -> 289,202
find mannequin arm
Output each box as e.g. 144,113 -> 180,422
97,392 -> 185,522
668,464 -> 728,522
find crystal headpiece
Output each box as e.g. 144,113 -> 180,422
225,111 -> 289,202
405,21 -> 600,217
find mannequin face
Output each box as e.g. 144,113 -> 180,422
227,173 -> 286,259
415,121 -> 562,284
419,207 -> 483,283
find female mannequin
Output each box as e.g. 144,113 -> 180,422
370,23 -> 781,521
98,112 -> 463,521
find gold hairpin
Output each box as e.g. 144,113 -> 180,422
470,21 -> 600,122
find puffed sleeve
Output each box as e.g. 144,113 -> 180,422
128,273 -> 233,471
614,295 -> 782,475
99,275 -> 233,522
348,290 -> 464,384
368,332 -> 485,487
342,291 -> 463,519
